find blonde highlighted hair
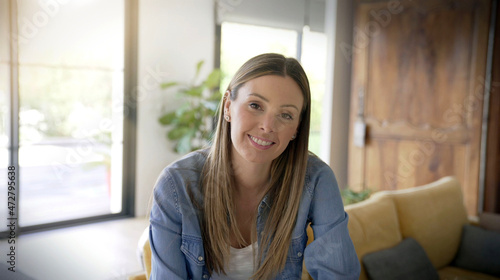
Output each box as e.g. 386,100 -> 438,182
201,53 -> 311,279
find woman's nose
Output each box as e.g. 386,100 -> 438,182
260,113 -> 277,133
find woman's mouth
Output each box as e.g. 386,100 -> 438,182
248,135 -> 274,149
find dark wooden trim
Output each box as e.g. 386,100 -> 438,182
484,0 -> 500,213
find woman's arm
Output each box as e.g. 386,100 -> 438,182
304,165 -> 361,279
149,170 -> 189,280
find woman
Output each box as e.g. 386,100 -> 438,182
149,53 -> 360,279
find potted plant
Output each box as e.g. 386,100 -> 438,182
158,61 -> 221,154
341,188 -> 371,205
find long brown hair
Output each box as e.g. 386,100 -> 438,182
201,53 -> 311,279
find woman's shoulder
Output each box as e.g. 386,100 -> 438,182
156,150 -> 208,190
304,153 -> 338,194
153,150 -> 208,209
306,153 -> 333,175
166,149 -> 208,171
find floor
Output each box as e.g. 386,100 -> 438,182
0,216 -> 149,280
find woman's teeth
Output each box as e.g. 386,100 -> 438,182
250,136 -> 273,146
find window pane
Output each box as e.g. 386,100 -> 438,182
301,27 -> 327,156
19,143 -> 111,225
17,0 -> 124,227
220,22 -> 298,91
17,0 -> 124,69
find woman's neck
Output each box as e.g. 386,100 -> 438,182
231,155 -> 271,199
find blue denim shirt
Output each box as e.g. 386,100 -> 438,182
149,151 -> 360,280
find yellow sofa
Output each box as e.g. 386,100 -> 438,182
345,176 -> 500,280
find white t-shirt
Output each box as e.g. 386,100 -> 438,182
211,243 -> 257,280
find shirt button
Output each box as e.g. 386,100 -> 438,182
203,275 -> 208,279
297,252 -> 303,257
198,256 -> 204,261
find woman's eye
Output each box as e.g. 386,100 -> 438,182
249,103 -> 261,110
281,113 -> 293,120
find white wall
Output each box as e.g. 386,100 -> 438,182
135,0 -> 215,216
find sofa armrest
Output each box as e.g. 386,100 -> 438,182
479,212 -> 500,233
128,272 -> 147,280
468,215 -> 480,226
136,226 -> 151,279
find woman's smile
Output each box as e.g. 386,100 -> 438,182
248,134 -> 275,149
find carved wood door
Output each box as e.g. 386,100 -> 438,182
347,0 -> 492,215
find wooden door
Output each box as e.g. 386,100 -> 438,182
347,0 -> 492,216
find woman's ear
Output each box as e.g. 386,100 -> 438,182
223,90 -> 232,121
223,90 -> 231,112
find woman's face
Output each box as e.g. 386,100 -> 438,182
224,75 -> 304,166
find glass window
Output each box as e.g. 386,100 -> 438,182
300,26 -> 327,156
11,0 -> 125,227
220,22 -> 298,91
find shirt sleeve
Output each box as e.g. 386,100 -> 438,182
149,169 -> 189,280
303,165 -> 361,280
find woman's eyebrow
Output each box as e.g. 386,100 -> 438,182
249,92 -> 269,102
249,93 -> 299,112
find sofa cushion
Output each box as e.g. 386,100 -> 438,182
453,225 -> 500,277
386,176 -> 468,269
345,195 -> 402,280
362,237 -> 439,280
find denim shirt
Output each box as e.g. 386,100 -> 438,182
149,151 -> 360,280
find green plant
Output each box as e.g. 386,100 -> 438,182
341,188 -> 371,205
158,61 -> 221,154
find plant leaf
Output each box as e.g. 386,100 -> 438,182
158,111 -> 177,125
204,69 -> 221,89
195,60 -> 204,80
183,86 -> 204,97
175,129 -> 196,154
341,188 -> 371,205
178,109 -> 197,125
201,100 -> 220,112
167,127 -> 191,140
160,82 -> 178,89
208,90 -> 222,101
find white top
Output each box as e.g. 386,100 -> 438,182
211,243 -> 257,280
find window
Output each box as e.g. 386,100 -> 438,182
0,0 -> 136,236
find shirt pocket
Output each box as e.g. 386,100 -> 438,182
279,234 -> 307,279
287,233 -> 307,262
180,235 -> 205,267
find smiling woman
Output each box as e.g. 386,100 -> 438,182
149,53 -> 360,280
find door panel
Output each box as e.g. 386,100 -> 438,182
348,0 -> 491,215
